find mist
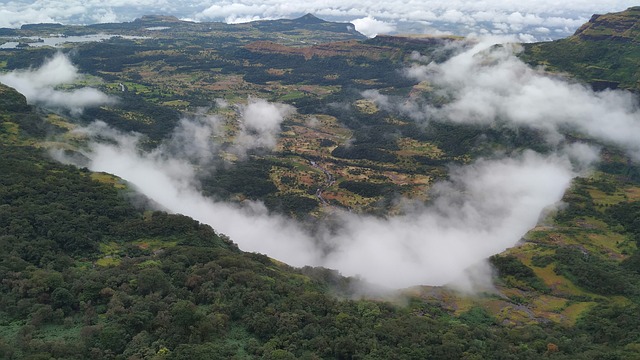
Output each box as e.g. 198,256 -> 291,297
44,36 -> 640,290
233,98 -> 295,157
69,117 -> 587,290
0,53 -> 114,114
392,37 -> 640,159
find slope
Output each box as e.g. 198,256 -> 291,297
521,6 -> 640,91
1,82 -> 632,359
2,11 -> 640,358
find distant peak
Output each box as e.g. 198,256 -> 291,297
294,13 -> 326,24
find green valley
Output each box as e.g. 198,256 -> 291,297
1,8 -> 640,359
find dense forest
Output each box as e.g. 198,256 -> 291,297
2,144 -> 640,359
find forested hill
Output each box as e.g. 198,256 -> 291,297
521,6 -> 640,91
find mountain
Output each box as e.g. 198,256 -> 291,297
1,11 -> 640,359
251,13 -> 363,37
574,6 -> 640,42
81,13 -> 365,46
521,6 -> 640,91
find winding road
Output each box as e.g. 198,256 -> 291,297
308,159 -> 335,205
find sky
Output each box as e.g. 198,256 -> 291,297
0,1 -> 638,40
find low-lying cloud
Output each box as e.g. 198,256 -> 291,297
162,114 -> 223,166
233,98 -> 295,157
364,37 -> 640,160
66,115 -> 590,290
0,53 -> 114,114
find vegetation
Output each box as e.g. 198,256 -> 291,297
2,10 -> 640,359
521,7 -> 640,91
1,143 -> 640,358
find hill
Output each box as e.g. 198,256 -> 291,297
574,6 -> 640,42
2,86 -> 639,360
521,6 -> 640,91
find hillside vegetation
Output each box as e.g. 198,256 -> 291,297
521,6 -> 640,91
2,113 -> 640,358
1,12 -> 640,359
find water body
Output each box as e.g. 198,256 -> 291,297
0,34 -> 146,49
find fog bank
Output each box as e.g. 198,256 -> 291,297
37,36 -> 640,289
73,120 -> 582,289
0,53 -> 115,114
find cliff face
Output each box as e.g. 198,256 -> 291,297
573,6 -> 640,42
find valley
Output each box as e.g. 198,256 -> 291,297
1,8 -> 640,359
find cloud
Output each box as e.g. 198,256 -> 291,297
0,53 -> 115,114
70,120 -> 322,265
321,151 -> 576,288
158,112 -> 224,166
49,33 -> 631,290
351,16 -> 396,37
196,3 -> 269,23
409,51 -> 431,63
1,1 -> 637,39
66,112 -> 586,290
396,38 -> 640,160
233,98 -> 295,157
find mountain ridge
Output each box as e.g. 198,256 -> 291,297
573,6 -> 640,42
522,6 -> 640,91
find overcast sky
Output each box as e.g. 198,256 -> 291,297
1,1 -> 637,40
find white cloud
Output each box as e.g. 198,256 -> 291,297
321,151 -> 575,288
91,8 -> 119,23
70,120 -> 323,265
65,102 -> 589,290
351,16 -> 396,37
400,38 -> 640,160
0,53 -> 115,114
159,113 -> 224,166
439,9 -> 474,24
517,33 -> 537,43
233,98 -> 295,157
